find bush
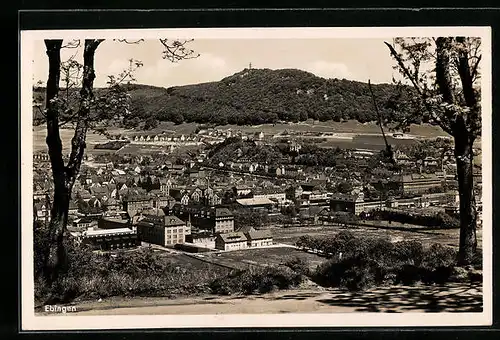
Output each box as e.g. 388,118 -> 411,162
331,230 -> 357,254
421,243 -> 457,270
471,250 -> 482,269
210,266 -> 304,295
393,240 -> 424,266
35,240 -> 230,304
366,209 -> 459,229
340,262 -> 377,291
310,233 -> 470,291
209,270 -> 241,295
314,257 -> 373,290
283,256 -> 310,276
396,264 -> 426,285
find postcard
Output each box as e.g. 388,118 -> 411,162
20,26 -> 492,330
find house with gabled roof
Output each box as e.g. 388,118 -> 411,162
215,232 -> 248,251
103,197 -> 121,212
159,177 -> 173,195
235,225 -> 255,233
76,189 -> 92,201
245,229 -> 273,248
190,187 -> 204,202
180,193 -> 190,205
88,197 -> 102,209
72,217 -> 94,230
208,192 -> 222,206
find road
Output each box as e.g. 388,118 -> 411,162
40,282 -> 482,315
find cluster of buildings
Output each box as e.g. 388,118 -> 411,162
33,148 -> 280,252
130,132 -> 202,145
327,190 -> 458,216
70,202 -> 275,252
197,128 -> 265,141
128,129 -> 269,148
33,126 -> 483,255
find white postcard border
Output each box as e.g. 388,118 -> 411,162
20,26 -> 493,330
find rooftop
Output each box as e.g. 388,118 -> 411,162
402,173 -> 440,182
245,229 -> 273,240
164,215 -> 186,227
218,232 -> 247,243
235,225 -> 255,233
215,208 -> 233,218
236,197 -> 275,206
83,227 -> 135,237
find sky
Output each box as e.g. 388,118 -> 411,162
32,38 -> 401,88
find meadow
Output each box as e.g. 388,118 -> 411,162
271,223 -> 483,251
32,119 -> 457,153
203,247 -> 326,271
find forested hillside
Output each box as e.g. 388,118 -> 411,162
33,68 -> 415,128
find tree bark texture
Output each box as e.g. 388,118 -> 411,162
454,126 -> 477,265
43,39 -> 102,284
44,40 -> 68,284
435,37 -> 477,265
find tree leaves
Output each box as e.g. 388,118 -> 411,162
385,37 -> 481,139
151,69 -> 411,126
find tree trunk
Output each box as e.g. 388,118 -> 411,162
42,39 -> 103,284
44,180 -> 71,283
43,40 -> 69,284
435,37 -> 477,265
454,123 -> 477,265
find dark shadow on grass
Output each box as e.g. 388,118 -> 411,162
316,282 -> 482,313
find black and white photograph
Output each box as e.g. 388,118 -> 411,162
20,26 -> 492,330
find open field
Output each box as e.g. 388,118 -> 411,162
155,252 -> 231,273
32,125 -> 131,153
202,246 -> 326,271
33,120 -> 466,154
316,134 -> 419,150
115,143 -> 171,155
271,224 -> 483,250
217,119 -> 450,137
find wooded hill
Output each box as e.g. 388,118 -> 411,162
33,68 -> 415,127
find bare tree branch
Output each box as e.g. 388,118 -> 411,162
368,79 -> 392,157
385,42 -> 424,95
57,108 -> 80,127
61,40 -> 81,49
385,40 -> 454,135
66,39 -> 103,176
471,55 -> 482,82
114,39 -> 145,44
159,38 -> 200,62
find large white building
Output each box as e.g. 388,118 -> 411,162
214,229 -> 274,250
136,215 -> 186,247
